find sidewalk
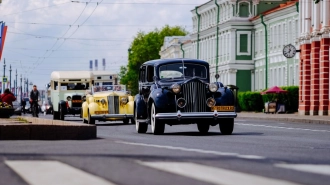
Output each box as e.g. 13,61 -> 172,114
237,112 -> 330,125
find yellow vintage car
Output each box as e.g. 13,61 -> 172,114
82,85 -> 134,124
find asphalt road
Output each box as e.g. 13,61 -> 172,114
1,114 -> 330,185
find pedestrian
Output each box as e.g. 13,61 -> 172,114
1,88 -> 16,106
30,85 -> 40,117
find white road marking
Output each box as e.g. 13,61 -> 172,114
275,164 -> 330,176
236,123 -> 330,133
5,160 -> 116,185
116,141 -> 265,160
138,161 -> 301,185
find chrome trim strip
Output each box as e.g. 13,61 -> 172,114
155,111 -> 237,120
91,114 -> 134,119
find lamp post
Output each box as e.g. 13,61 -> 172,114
15,69 -> 17,96
9,64 -> 12,89
3,59 -> 6,92
20,74 -> 22,103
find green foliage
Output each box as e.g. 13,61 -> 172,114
238,91 -> 264,112
120,25 -> 188,95
238,86 -> 299,112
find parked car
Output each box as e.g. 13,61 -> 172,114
41,99 -> 53,114
82,85 -> 134,124
134,58 -> 237,135
12,100 -> 21,115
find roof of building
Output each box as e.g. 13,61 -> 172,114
249,1 -> 298,21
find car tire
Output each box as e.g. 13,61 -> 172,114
219,118 -> 234,135
135,107 -> 147,133
59,104 -> 65,120
150,103 -> 165,135
82,118 -> 88,124
123,118 -> 129,124
130,118 -> 135,125
197,123 -> 209,134
53,111 -> 59,120
88,110 -> 95,125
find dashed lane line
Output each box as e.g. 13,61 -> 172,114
137,161 -> 302,185
5,160 -> 117,185
116,141 -> 265,160
275,164 -> 330,176
236,123 -> 330,133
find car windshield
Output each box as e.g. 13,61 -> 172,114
93,85 -> 126,93
159,63 -> 207,79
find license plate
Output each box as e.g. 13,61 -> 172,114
72,100 -> 82,103
95,111 -> 108,114
211,106 -> 234,111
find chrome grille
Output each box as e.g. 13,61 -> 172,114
182,81 -> 207,112
107,96 -> 119,114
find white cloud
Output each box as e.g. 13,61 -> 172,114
0,0 -> 206,89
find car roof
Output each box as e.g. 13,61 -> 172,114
143,58 -> 208,67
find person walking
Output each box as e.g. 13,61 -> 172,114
21,98 -> 26,114
30,85 -> 40,117
1,88 -> 16,107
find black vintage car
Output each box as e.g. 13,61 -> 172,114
134,58 -> 237,135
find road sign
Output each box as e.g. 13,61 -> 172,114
2,77 -> 7,82
215,74 -> 219,79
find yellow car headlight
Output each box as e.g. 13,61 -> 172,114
100,99 -> 106,105
120,97 -> 128,105
171,83 -> 181,94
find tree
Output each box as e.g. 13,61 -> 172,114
120,25 -> 188,95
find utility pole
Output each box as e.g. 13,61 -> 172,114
20,74 -> 22,102
9,64 -> 12,89
3,59 -> 6,92
15,69 -> 17,96
26,78 -> 29,94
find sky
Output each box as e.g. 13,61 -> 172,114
0,0 -> 207,91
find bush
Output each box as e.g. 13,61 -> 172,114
238,91 -> 264,112
238,86 -> 299,113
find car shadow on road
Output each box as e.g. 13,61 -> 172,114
147,132 -> 263,136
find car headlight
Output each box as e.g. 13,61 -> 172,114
209,83 -> 218,92
171,83 -> 181,94
120,97 -> 128,105
100,99 -> 106,105
206,97 -> 216,107
67,96 -> 72,101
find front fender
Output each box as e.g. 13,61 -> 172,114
88,102 -> 99,115
215,87 -> 235,106
135,94 -> 147,119
82,102 -> 89,119
149,88 -> 176,112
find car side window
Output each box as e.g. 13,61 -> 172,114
139,66 -> 146,83
146,66 -> 154,82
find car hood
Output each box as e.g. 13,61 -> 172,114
93,91 -> 128,97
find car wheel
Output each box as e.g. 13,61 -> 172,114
150,103 -> 165,135
130,118 -> 135,125
53,111 -> 59,120
219,118 -> 234,135
197,123 -> 209,134
59,104 -> 65,120
123,118 -> 129,124
82,118 -> 88,124
88,110 -> 95,124
135,107 -> 147,133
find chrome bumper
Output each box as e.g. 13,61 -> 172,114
91,114 -> 133,120
155,110 -> 237,120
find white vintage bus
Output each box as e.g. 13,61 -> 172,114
50,71 -> 94,120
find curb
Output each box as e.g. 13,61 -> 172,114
0,117 -> 96,140
237,114 -> 330,125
